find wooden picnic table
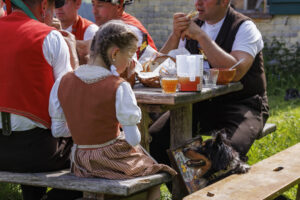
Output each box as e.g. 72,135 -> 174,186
133,82 -> 243,200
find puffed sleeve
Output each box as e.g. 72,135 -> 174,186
116,81 -> 141,146
49,77 -> 71,138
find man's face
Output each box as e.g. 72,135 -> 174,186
44,3 -> 55,25
194,0 -> 226,24
92,0 -> 119,26
42,0 -> 55,24
55,0 -> 80,26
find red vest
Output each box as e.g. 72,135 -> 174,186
72,15 -> 94,40
0,11 -> 55,128
121,12 -> 157,51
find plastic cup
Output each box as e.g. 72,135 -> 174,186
203,68 -> 219,88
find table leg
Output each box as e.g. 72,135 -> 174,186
170,104 -> 193,200
296,184 -> 300,200
138,105 -> 151,152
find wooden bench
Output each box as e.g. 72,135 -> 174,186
0,170 -> 172,200
183,142 -> 300,200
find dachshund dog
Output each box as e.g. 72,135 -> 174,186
182,130 -> 250,185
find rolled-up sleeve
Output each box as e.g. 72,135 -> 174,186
49,78 -> 71,138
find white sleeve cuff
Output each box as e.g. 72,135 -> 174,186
123,125 -> 141,146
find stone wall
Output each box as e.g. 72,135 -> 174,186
253,16 -> 300,46
125,0 -> 195,49
126,2 -> 300,48
79,1 -> 300,48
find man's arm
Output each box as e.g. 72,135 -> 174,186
182,20 -> 255,81
160,13 -> 190,54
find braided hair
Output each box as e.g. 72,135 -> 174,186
90,20 -> 138,69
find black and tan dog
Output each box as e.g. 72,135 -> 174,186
183,130 -> 250,185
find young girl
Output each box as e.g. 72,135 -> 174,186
49,20 -> 176,198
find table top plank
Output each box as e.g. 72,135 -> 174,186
134,82 -> 243,105
183,143 -> 300,200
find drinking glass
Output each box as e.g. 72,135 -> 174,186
203,68 -> 219,88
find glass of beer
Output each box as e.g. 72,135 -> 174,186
161,77 -> 178,94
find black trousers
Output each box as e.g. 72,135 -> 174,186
0,128 -> 82,200
149,94 -> 269,165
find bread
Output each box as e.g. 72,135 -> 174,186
142,55 -> 175,72
187,10 -> 199,19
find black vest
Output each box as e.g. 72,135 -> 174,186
186,7 -> 267,100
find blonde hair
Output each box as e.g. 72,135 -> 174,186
90,20 -> 138,68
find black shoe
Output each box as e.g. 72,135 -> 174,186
284,88 -> 300,101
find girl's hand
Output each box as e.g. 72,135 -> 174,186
76,40 -> 92,65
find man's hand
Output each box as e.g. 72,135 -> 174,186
181,20 -> 203,41
51,17 -> 62,30
160,13 -> 190,53
60,31 -> 79,69
173,13 -> 190,39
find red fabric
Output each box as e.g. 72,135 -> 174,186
72,15 -> 94,40
5,0 -> 11,14
121,12 -> 157,51
0,12 -> 55,128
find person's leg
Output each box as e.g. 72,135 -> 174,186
195,95 -> 269,158
211,95 -> 269,157
146,185 -> 161,200
21,185 -> 46,200
0,128 -> 82,199
149,111 -> 171,166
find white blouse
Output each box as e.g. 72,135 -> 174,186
49,65 -> 142,146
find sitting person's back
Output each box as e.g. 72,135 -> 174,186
49,20 -> 176,198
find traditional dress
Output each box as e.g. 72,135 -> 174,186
49,65 -> 177,179
64,15 -> 98,41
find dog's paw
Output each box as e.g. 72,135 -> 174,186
235,163 -> 251,174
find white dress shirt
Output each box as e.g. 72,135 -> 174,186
49,65 -> 142,146
0,30 -> 72,131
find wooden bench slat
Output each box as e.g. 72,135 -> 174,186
257,123 -> 277,139
183,143 -> 300,200
0,170 -> 171,196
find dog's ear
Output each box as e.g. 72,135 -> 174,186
214,130 -> 227,144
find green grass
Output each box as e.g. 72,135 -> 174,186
1,92 -> 299,200
247,94 -> 300,200
0,92 -> 299,200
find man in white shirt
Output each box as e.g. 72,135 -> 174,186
0,0 -> 81,199
55,0 -> 98,40
55,0 -> 98,64
151,0 -> 269,177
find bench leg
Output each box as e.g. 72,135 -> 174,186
78,192 -> 104,200
296,184 -> 300,200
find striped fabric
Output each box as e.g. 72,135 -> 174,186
71,138 -> 177,179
